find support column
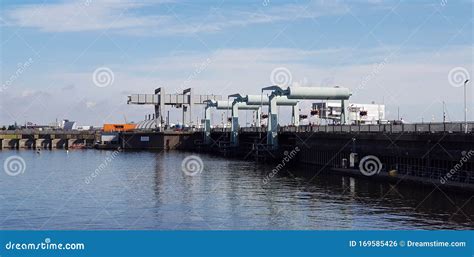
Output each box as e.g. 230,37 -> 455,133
68,139 -> 84,148
19,139 -> 28,148
52,139 -> 66,149
2,139 -> 19,149
155,87 -> 165,130
189,89 -> 193,127
341,100 -> 347,125
3,139 -> 9,149
36,138 -> 51,149
255,108 -> 261,127
183,88 -> 192,127
19,139 -> 35,149
292,104 -> 300,126
203,105 -> 211,144
231,102 -> 239,146
267,95 -> 278,148
182,106 -> 186,126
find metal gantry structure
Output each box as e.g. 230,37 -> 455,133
128,85 -> 352,149
261,86 -> 352,149
202,100 -> 232,144
227,94 -> 300,146
128,87 -> 222,129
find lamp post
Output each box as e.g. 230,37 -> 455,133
464,79 -> 470,133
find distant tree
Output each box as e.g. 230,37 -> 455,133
0,126 -> 5,130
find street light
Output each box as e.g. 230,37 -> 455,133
464,79 -> 470,133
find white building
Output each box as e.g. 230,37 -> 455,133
311,101 -> 385,125
347,103 -> 385,124
61,119 -> 77,130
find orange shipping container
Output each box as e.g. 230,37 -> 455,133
103,124 -> 136,132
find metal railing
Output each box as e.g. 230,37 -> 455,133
240,127 -> 266,133
210,122 -> 474,134
0,129 -> 99,135
277,122 -> 474,134
7,122 -> 469,135
211,128 -> 231,133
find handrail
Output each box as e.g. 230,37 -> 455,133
0,129 -> 99,135
271,122 -> 474,134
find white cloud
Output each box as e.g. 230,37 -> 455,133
85,101 -> 96,108
20,89 -> 50,98
157,1 -> 349,34
1,46 -> 472,125
5,0 -> 169,32
3,0 -> 349,35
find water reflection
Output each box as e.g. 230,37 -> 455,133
0,150 -> 472,230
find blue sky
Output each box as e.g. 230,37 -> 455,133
0,0 -> 473,126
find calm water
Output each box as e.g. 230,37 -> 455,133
0,150 -> 472,230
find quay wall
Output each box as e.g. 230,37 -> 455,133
2,128 -> 473,191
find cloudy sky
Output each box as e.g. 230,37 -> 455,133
0,0 -> 472,126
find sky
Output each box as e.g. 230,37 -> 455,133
0,0 -> 473,126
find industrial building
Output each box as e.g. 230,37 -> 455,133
311,101 -> 386,125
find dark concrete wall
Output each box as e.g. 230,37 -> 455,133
121,132 -> 164,150
284,132 -> 474,165
282,132 -> 474,188
121,131 -> 201,150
